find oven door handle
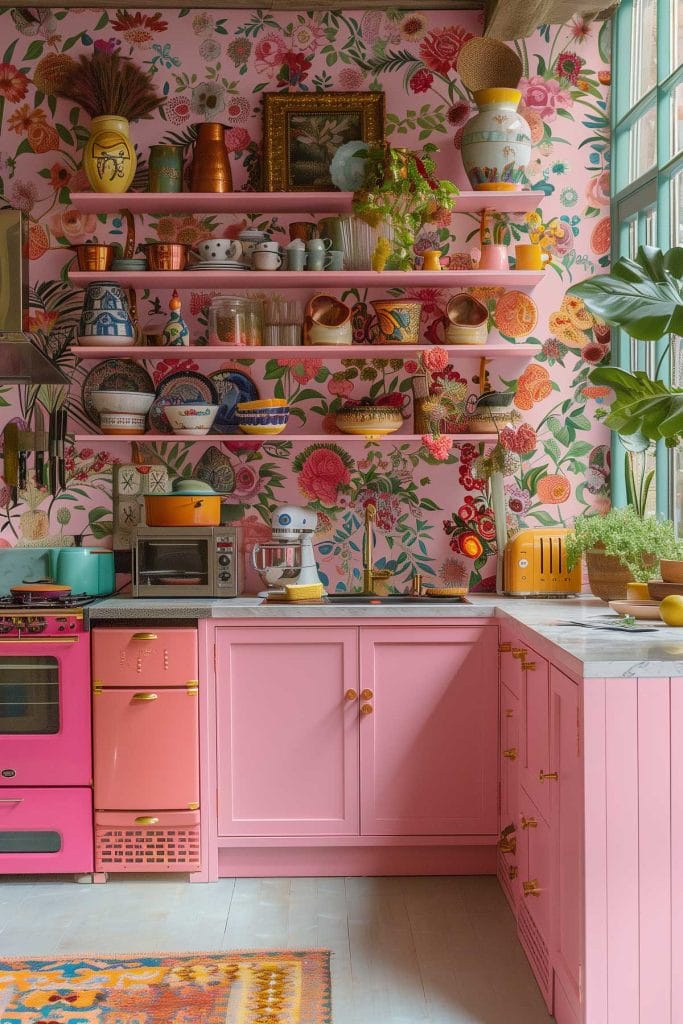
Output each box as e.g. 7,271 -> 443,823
0,637 -> 79,644
0,798 -> 23,803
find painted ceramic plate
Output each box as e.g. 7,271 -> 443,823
82,359 -> 154,425
330,139 -> 368,191
210,369 -> 259,434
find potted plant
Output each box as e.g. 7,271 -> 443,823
352,143 -> 458,271
565,506 -> 683,601
54,50 -> 162,194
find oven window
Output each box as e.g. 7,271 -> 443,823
0,830 -> 61,853
137,540 -> 209,588
0,656 -> 59,734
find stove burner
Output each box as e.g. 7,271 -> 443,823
0,592 -> 95,610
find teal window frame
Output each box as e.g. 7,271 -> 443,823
611,0 -> 683,515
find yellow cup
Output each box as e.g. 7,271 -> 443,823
420,249 -> 442,271
515,243 -> 551,271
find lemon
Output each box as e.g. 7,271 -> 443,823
659,595 -> 683,626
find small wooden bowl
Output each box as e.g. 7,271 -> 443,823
660,559 -> 683,584
647,580 -> 683,601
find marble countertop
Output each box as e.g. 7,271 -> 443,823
87,593 -> 683,678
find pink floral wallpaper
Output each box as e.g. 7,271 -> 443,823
0,7 -> 612,593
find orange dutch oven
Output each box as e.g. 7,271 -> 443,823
144,478 -> 222,527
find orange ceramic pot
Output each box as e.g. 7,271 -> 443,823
144,494 -> 221,527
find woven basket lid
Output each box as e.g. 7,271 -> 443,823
457,37 -> 523,93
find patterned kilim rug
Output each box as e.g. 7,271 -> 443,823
0,951 -> 331,1024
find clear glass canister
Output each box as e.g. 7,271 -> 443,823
209,296 -> 264,346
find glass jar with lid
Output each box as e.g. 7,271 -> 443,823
209,296 -> 264,347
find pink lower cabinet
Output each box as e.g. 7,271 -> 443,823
358,626 -> 498,836
498,681 -> 520,910
215,626 -> 359,836
517,786 -> 553,1009
92,626 -> 198,688
519,646 -> 551,821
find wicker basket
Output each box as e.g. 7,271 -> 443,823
456,37 -> 523,93
585,546 -> 634,602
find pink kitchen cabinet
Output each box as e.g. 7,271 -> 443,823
91,626 -> 198,688
358,626 -> 498,836
215,626 -> 360,836
519,646 -> 551,822
498,681 -> 520,911
518,783 -> 553,1010
93,687 -> 199,810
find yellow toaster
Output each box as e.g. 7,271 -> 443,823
503,527 -> 581,597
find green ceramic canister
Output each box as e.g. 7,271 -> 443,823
148,144 -> 185,193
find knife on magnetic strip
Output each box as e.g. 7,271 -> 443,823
34,406 -> 46,486
2,422 -> 18,505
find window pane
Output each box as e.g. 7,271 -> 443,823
629,106 -> 657,180
674,167 -> 683,244
674,81 -> 683,159
674,0 -> 682,74
631,0 -> 658,102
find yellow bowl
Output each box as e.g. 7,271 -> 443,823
336,407 -> 402,437
238,398 -> 289,410
238,422 -> 287,436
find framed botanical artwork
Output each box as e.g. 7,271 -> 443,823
262,91 -> 385,192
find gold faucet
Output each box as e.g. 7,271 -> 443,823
362,503 -> 393,595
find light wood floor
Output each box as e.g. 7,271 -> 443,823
0,875 -> 554,1023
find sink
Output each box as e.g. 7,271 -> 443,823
325,593 -> 469,605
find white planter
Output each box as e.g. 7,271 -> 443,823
461,88 -> 531,192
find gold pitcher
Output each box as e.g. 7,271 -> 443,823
189,123 -> 232,193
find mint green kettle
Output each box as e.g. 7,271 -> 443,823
53,548 -> 115,597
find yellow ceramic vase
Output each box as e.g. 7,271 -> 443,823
83,115 -> 136,194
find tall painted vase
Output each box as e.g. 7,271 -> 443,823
82,115 -> 137,194
460,88 -> 531,192
79,281 -> 135,341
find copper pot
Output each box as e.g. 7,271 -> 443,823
73,243 -> 117,272
138,242 -> 191,271
189,123 -> 232,193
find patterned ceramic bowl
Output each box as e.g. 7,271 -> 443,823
165,403 -> 219,436
335,406 -> 403,437
235,404 -> 290,436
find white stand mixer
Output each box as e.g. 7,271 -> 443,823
252,504 -> 325,596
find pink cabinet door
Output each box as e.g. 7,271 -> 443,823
500,681 -> 519,833
215,626 -> 359,836
520,648 -> 551,822
91,627 -> 198,688
550,667 -> 582,1018
518,785 -> 553,1009
93,688 -> 199,810
359,625 -> 498,836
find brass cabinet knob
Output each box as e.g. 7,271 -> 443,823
361,689 -> 373,700
499,836 -> 517,854
498,642 -> 512,653
505,708 -> 514,718
502,747 -> 517,761
508,865 -> 518,880
522,661 -> 536,671
131,692 -> 158,702
360,703 -> 373,715
512,648 -> 527,659
132,632 -> 158,641
523,880 -> 541,897
521,816 -> 538,830
134,816 -> 159,825
344,689 -> 358,701
538,769 -> 559,783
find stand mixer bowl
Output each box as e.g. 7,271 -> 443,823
252,542 -> 303,588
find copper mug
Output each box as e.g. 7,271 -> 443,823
189,123 -> 232,193
289,221 -> 317,243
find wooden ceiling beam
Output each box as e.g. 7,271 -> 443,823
2,0 -> 483,8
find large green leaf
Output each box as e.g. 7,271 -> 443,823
566,245 -> 683,340
590,366 -> 683,441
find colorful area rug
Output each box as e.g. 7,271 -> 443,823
0,950 -> 331,1024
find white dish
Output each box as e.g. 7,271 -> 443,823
165,403 -> 219,436
188,262 -> 250,271
100,411 -> 147,434
77,334 -> 137,347
91,390 -> 155,415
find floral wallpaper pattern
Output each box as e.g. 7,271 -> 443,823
0,8 -> 611,592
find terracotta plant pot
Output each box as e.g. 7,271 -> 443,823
585,546 -> 634,602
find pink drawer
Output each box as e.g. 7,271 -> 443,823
0,787 -> 93,874
91,627 -> 198,688
95,810 -> 200,872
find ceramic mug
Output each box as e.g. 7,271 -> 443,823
289,221 -> 317,242
478,244 -> 509,271
253,240 -> 281,255
515,243 -> 552,270
286,248 -> 307,271
195,238 -> 242,262
253,250 -> 283,271
432,317 -> 487,346
286,238 -> 306,251
306,237 -> 332,254
420,249 -> 443,271
325,250 -> 344,271
306,251 -> 326,271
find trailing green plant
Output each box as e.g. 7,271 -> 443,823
352,143 -> 458,271
566,245 -> 683,444
54,51 -> 162,121
565,506 -> 683,582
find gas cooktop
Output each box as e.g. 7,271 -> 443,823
0,592 -> 96,610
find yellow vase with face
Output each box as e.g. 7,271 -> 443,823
82,115 -> 137,194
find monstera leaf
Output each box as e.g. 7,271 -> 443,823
567,245 -> 683,340
590,366 -> 683,443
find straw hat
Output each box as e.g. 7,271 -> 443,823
456,37 -> 523,93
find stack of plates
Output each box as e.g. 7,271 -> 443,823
189,260 -> 249,271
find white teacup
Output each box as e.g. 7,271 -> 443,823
253,240 -> 282,254
253,250 -> 283,271
195,238 -> 242,262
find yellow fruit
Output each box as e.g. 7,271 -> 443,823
659,595 -> 683,626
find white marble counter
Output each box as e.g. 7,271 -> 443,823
87,593 -> 683,678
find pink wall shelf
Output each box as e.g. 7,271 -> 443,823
69,269 -> 544,290
69,190 -> 541,217
70,343 -> 538,360
72,433 -> 497,445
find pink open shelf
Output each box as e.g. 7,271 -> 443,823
70,343 -> 538,360
69,190 -> 541,217
69,269 -> 544,290
72,433 -> 498,445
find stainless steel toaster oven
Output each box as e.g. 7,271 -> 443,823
131,526 -> 240,597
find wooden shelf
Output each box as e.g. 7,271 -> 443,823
70,343 -> 538,360
69,190 -> 541,217
69,269 -> 544,290
72,432 -> 497,445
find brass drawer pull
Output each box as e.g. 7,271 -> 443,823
539,769 -> 559,782
522,661 -> 536,671
523,880 -> 541,897
345,689 -> 358,702
134,816 -> 159,825
360,703 -> 373,715
498,642 -> 512,653
508,865 -> 518,880
502,747 -> 517,761
505,708 -> 514,718
499,836 -> 517,854
132,632 -> 158,641
360,689 -> 373,700
521,816 -> 538,829
512,648 -> 527,659
132,692 -> 158,702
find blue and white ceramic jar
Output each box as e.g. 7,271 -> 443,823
79,280 -> 135,340
460,88 -> 531,191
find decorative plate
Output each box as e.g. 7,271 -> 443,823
209,369 -> 259,434
148,371 -> 218,434
330,139 -> 369,191
82,359 -> 154,425
194,446 -> 236,493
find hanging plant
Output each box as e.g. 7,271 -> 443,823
352,143 -> 458,271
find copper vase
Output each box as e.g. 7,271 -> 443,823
189,123 -> 232,193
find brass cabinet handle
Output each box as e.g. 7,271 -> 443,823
522,661 -> 536,671
508,865 -> 518,880
498,642 -> 512,653
502,747 -> 517,761
505,708 -> 514,718
499,836 -> 517,854
539,769 -> 559,782
521,816 -> 538,829
360,703 -> 373,715
360,689 -> 373,700
523,880 -> 541,897
344,689 -> 358,702
132,692 -> 158,702
132,632 -> 158,641
134,816 -> 159,825
512,648 -> 527,659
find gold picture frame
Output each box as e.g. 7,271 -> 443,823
262,91 -> 385,192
